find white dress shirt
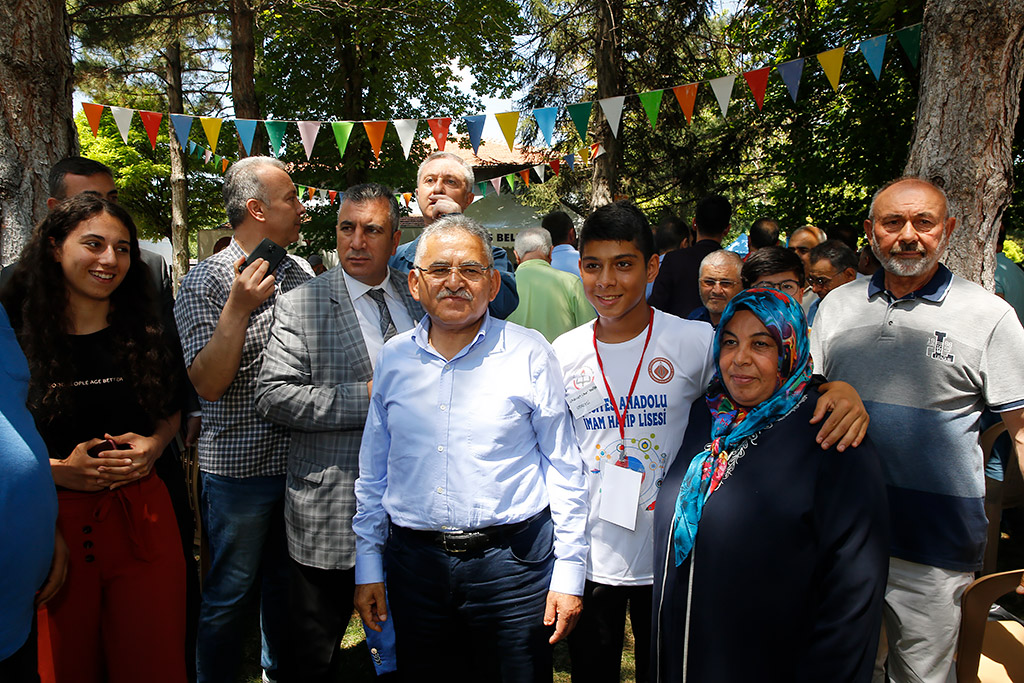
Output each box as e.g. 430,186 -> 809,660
341,269 -> 415,368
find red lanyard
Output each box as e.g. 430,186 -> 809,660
592,308 -> 654,463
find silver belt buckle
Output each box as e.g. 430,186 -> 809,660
441,529 -> 467,553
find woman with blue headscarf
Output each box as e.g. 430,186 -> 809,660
650,288 -> 888,682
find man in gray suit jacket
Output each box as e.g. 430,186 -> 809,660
255,183 -> 423,682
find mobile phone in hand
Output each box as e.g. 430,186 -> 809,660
86,440 -> 131,458
239,238 -> 287,278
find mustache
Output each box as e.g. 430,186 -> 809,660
436,288 -> 473,301
890,242 -> 926,255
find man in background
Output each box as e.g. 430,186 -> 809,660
543,210 -> 582,279
688,249 -> 743,327
806,240 -> 858,326
747,217 -> 780,254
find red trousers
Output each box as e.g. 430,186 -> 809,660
37,474 -> 187,683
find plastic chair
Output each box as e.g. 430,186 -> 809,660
956,569 -> 1024,682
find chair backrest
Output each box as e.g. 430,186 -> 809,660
956,569 -> 1024,682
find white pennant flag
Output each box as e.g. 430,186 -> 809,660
297,121 -> 321,160
598,96 -> 626,138
110,107 -> 134,144
490,177 -> 502,195
709,76 -> 737,118
318,188 -> 328,200
593,144 -> 607,160
394,119 -> 419,159
533,164 -> 545,183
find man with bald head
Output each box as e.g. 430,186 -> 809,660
388,151 -> 519,317
354,214 -> 587,680
811,177 -> 1024,682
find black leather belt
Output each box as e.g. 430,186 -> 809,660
392,508 -> 548,554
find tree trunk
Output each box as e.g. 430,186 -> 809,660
229,0 -> 266,156
904,0 -> 1024,289
0,0 -> 75,265
167,40 -> 190,290
590,0 -> 623,211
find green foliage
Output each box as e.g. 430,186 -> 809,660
1004,237 -> 1023,264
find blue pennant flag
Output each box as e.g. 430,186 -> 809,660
533,107 -> 557,147
565,154 -> 575,171
464,115 -> 486,155
170,114 -> 194,149
776,59 -> 804,103
859,35 -> 887,80
235,119 -> 258,156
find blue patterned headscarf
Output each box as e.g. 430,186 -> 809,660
672,288 -> 813,566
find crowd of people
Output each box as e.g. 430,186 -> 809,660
1,149 -> 1023,683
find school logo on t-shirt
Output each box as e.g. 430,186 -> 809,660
571,366 -> 596,391
926,330 -> 955,363
648,357 -> 674,384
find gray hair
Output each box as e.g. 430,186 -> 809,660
414,214 -> 494,268
223,156 -> 287,228
699,249 -> 743,276
416,151 -> 474,189
514,227 -> 552,258
867,176 -> 950,221
340,182 -> 401,233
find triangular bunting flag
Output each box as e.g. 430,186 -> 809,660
221,158 -> 229,172
296,185 -> 306,199
478,182 -> 487,197
567,102 -> 592,142
550,158 -> 560,176
139,111 -> 162,150
579,146 -> 590,164
490,177 -> 501,195
505,173 -> 516,193
203,149 -> 212,164
235,119 -> 258,156
393,119 -> 418,159
598,96 -> 626,138
637,91 -> 664,128
463,115 -> 486,155
859,34 -> 887,80
565,154 -> 575,171
519,169 -> 530,187
672,84 -> 698,124
265,120 -> 288,157
427,118 -> 451,151
743,68 -> 770,110
533,107 -> 557,147
331,121 -> 354,158
329,190 -> 338,204
534,164 -> 545,183
817,47 -> 845,92
82,103 -> 104,137
200,117 -> 223,152
319,188 -> 328,200
170,114 -> 194,149
110,107 -> 133,144
297,121 -> 320,160
494,112 -> 520,152
363,121 -> 387,160
777,59 -> 804,103
591,143 -> 606,160
212,154 -> 221,167
188,140 -> 197,154
402,192 -> 412,207
307,187 -> 316,200
896,25 -> 922,67
709,75 -> 736,118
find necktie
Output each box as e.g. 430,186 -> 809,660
367,289 -> 397,342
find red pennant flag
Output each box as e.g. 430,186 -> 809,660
82,103 -> 104,137
519,169 -> 530,187
138,111 -> 162,149
743,67 -> 770,110
427,118 -> 452,151
328,190 -> 338,204
590,142 -> 600,159
550,159 -> 560,176
362,121 -> 388,160
672,84 -> 698,124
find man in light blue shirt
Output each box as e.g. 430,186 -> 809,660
353,214 -> 588,680
543,210 -> 582,278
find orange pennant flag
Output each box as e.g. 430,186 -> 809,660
362,121 -> 388,160
427,118 -> 451,151
817,47 -> 846,92
222,158 -> 230,172
519,169 -> 530,187
402,192 -> 412,207
494,112 -> 520,152
328,190 -> 338,204
82,103 -> 104,137
550,159 -> 560,176
139,111 -> 162,149
743,68 -> 771,110
672,84 -> 698,124
307,187 -> 316,200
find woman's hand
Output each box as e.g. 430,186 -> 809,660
810,381 -> 870,451
50,439 -> 135,491
101,432 -> 162,488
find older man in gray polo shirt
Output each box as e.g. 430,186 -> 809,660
810,177 -> 1024,683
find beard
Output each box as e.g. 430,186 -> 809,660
869,229 -> 948,278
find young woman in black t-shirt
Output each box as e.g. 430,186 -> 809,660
2,195 -> 187,683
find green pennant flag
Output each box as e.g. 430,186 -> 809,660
478,181 -> 487,197
506,173 -> 516,194
296,185 -> 306,198
637,90 -> 664,128
332,121 -> 354,158
265,120 -> 288,157
566,102 -> 592,142
896,25 -> 922,67
213,154 -> 222,167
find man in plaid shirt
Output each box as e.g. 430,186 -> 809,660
174,156 -> 313,683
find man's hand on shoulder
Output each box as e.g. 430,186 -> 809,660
811,381 -> 869,452
544,590 -> 582,644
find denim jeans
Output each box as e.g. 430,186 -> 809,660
197,473 -> 288,683
383,510 -> 555,682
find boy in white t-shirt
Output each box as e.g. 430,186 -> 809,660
552,202 -> 870,682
